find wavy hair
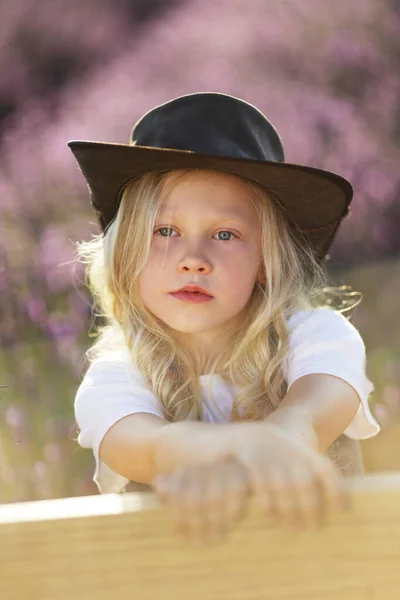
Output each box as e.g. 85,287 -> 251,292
75,169 -> 361,422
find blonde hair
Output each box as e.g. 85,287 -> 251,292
75,169 -> 360,422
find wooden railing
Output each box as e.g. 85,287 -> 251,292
1,472 -> 400,599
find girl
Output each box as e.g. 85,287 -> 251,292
69,92 -> 380,545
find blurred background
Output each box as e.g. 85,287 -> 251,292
0,0 -> 399,503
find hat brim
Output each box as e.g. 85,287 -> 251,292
68,140 -> 352,259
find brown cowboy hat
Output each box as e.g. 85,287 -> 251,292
68,92 -> 352,260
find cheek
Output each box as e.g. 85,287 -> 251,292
139,266 -> 161,297
138,246 -> 173,300
141,246 -> 169,278
218,263 -> 257,308
223,249 -> 260,284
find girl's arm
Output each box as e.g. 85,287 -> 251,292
99,413 -> 237,485
265,373 -> 361,453
151,384 -> 354,543
99,373 -> 360,486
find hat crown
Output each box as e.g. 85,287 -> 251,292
68,91 -> 353,259
130,92 -> 285,163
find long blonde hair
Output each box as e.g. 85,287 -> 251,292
75,169 -> 360,422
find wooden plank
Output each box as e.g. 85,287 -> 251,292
1,472 -> 400,600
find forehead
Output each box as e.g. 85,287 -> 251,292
159,170 -> 258,218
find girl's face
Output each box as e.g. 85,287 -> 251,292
138,170 -> 263,356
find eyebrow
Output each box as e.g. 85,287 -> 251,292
156,210 -> 249,221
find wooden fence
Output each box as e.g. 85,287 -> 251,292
1,472 -> 400,599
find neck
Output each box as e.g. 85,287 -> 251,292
173,328 -> 237,376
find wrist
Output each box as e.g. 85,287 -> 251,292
152,421 -> 234,476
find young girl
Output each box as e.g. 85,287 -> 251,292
69,92 -> 380,545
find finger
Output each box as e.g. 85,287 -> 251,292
202,461 -> 250,542
192,461 -> 243,544
314,456 -> 350,514
200,468 -> 227,544
266,466 -> 301,529
154,466 -> 203,541
286,464 -> 324,531
249,465 -> 282,526
189,461 -> 250,545
170,468 -> 205,541
175,464 -> 233,544
222,462 -> 250,525
158,464 -> 236,544
152,474 -> 172,501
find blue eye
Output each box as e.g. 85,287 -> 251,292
214,231 -> 236,241
155,227 -> 176,237
154,227 -> 237,240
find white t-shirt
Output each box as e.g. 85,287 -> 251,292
74,308 -> 381,494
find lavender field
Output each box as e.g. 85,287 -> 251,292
0,0 -> 399,503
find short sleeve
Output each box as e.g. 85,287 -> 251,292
74,354 -> 165,494
285,307 -> 380,440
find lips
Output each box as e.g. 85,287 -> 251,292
173,285 -> 213,297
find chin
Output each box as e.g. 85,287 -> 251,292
163,318 -> 221,334
167,323 -> 213,334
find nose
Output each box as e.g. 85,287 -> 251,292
177,247 -> 212,275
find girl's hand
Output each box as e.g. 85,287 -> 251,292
231,422 -> 350,532
153,422 -> 350,544
153,457 -> 250,545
